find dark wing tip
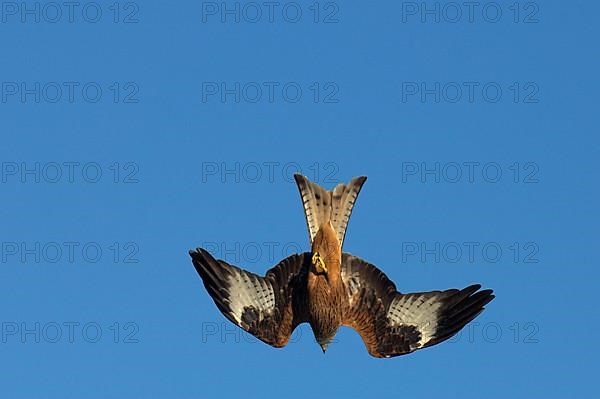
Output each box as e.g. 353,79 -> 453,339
427,285 -> 495,347
189,248 -> 224,282
464,283 -> 482,293
480,289 -> 495,302
454,285 -> 495,313
189,247 -> 214,261
189,247 -> 203,256
469,287 -> 495,306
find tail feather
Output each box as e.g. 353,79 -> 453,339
331,177 -> 367,247
294,174 -> 367,248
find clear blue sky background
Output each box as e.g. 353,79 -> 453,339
1,1 -> 598,398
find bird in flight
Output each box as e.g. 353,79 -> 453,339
190,174 -> 494,358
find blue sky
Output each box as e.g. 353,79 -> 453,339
0,1 -> 598,398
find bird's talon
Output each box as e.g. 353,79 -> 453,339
312,252 -> 328,274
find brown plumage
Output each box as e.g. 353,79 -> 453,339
190,173 -> 494,358
307,221 -> 346,352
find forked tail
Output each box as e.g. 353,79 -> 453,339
293,173 -> 367,249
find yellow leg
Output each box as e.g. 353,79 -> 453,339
312,252 -> 328,274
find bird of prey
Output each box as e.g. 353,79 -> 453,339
190,174 -> 494,358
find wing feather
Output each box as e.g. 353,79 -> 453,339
341,253 -> 494,358
190,248 -> 310,348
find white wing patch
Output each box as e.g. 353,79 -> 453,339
388,294 -> 444,348
227,271 -> 275,324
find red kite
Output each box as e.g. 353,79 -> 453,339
190,174 -> 494,357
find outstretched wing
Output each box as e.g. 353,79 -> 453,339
341,253 -> 495,358
190,248 -> 310,348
